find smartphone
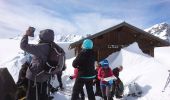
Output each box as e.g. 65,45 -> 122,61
28,27 -> 35,37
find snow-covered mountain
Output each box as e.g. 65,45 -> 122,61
145,22 -> 170,42
55,34 -> 84,42
11,34 -> 84,42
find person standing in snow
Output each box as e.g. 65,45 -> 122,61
69,68 -> 85,100
111,65 -> 124,98
71,39 -> 96,100
56,64 -> 66,90
98,59 -> 114,100
93,62 -> 102,97
48,64 -> 66,95
16,53 -> 32,100
20,27 -> 63,100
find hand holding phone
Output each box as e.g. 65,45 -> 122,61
25,27 -> 35,37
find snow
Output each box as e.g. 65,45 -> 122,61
1,38 -> 170,100
154,46 -> 170,68
145,22 -> 170,40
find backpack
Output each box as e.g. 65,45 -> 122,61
113,80 -> 124,96
45,42 -> 65,74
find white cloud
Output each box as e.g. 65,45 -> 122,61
0,1 -> 124,38
73,13 -> 122,35
0,0 -> 169,38
0,1 -> 78,38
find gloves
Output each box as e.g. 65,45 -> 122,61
69,76 -> 73,80
108,80 -> 113,85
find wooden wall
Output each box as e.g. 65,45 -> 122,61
74,26 -> 166,61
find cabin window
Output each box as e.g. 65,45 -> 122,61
108,44 -> 127,48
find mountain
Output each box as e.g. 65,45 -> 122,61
11,34 -> 85,42
145,22 -> 170,42
54,34 -> 84,42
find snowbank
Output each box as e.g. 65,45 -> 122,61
1,38 -> 170,100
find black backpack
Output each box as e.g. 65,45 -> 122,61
45,42 -> 65,74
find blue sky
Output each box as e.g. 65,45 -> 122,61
0,0 -> 170,38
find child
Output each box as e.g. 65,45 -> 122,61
98,59 -> 114,100
69,68 -> 85,100
111,65 -> 124,98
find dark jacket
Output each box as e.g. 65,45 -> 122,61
112,67 -> 120,78
72,49 -> 96,78
20,29 -> 54,82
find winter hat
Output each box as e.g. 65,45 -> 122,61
39,29 -> 54,42
100,59 -> 109,68
82,39 -> 93,49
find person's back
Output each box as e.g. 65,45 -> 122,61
20,27 -> 59,100
20,28 -> 54,83
73,49 -> 96,78
71,39 -> 96,100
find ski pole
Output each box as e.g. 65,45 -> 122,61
162,70 -> 170,92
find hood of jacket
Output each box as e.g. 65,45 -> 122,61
39,29 -> 54,42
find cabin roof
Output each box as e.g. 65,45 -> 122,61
69,22 -> 169,49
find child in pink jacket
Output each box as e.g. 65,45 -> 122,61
98,59 -> 114,100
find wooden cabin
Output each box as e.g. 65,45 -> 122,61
69,22 -> 170,61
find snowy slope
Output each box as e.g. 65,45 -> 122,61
154,47 -> 170,68
107,43 -> 170,100
1,38 -> 170,100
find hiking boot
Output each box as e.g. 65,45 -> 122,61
48,96 -> 54,100
116,95 -> 123,98
60,86 -> 64,91
80,96 -> 85,100
51,87 -> 58,93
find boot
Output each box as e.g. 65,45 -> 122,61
51,87 -> 58,93
103,96 -> 107,100
80,96 -> 85,100
116,95 -> 122,98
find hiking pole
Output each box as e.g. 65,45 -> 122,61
162,70 -> 170,92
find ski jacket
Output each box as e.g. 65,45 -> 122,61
112,67 -> 120,78
72,49 -> 96,78
71,68 -> 78,79
98,67 -> 113,84
96,65 -> 101,72
94,65 -> 101,78
20,29 -> 55,82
